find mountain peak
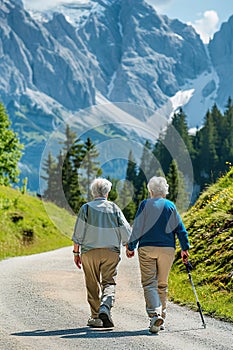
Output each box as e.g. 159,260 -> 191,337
1,0 -> 232,190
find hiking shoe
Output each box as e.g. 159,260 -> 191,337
87,317 -> 103,328
160,324 -> 165,331
149,315 -> 164,333
98,305 -> 114,328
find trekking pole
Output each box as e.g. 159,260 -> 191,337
184,260 -> 206,328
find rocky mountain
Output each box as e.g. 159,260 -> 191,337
0,0 -> 232,191
209,15 -> 233,108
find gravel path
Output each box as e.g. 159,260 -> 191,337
0,247 -> 232,350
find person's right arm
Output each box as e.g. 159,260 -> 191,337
127,200 -> 146,255
72,205 -> 87,245
72,205 -> 88,269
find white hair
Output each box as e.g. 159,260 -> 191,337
90,178 -> 112,198
147,176 -> 169,196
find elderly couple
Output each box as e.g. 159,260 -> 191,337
72,176 -> 190,334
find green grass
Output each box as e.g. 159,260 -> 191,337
0,185 -> 75,260
169,167 -> 233,322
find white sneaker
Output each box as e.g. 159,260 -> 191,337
87,317 -> 103,327
149,315 -> 164,333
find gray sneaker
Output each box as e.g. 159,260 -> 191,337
149,315 -> 164,333
87,317 -> 103,328
99,305 -> 114,328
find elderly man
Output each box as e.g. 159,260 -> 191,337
126,176 -> 190,333
72,178 -> 131,328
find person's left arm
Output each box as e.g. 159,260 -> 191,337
127,200 -> 146,252
172,209 -> 190,264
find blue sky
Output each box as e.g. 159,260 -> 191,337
23,0 -> 233,43
148,0 -> 233,42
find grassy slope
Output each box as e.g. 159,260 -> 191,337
169,167 -> 233,322
0,185 -> 75,260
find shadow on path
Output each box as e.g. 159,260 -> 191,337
11,325 -> 204,339
12,327 -> 148,338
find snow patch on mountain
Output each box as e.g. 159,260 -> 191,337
170,89 -> 195,117
182,69 -> 219,128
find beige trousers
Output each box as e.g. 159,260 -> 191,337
138,246 -> 175,319
81,248 -> 120,318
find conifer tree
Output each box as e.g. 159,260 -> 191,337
167,159 -> 189,212
137,181 -> 148,202
115,179 -> 136,224
136,140 -> 152,193
41,152 -> 58,202
106,177 -> 118,202
195,110 -> 219,187
79,137 -> 102,201
167,160 -> 179,203
0,103 -> 23,185
126,150 -> 138,187
151,131 -> 171,176
172,108 -> 194,156
61,125 -> 84,211
224,98 -> 233,161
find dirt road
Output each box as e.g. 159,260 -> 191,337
0,247 -> 232,350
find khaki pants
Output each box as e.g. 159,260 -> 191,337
81,248 -> 120,318
138,246 -> 175,319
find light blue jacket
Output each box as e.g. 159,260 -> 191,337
72,198 -> 132,253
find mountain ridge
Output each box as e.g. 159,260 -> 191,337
0,0 -> 233,190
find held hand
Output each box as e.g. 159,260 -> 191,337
181,250 -> 189,264
74,255 -> 82,269
126,248 -> 135,258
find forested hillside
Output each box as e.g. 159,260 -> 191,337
42,99 -> 233,222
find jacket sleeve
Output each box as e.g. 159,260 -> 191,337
128,201 -> 146,250
72,204 -> 88,245
115,207 -> 132,246
169,208 -> 190,251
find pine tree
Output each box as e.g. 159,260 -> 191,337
106,177 -> 118,202
60,125 -> 83,211
0,103 -> 23,185
79,137 -> 102,201
224,98 -> 233,161
126,150 -> 138,187
115,179 -> 136,224
172,108 -> 194,156
195,110 -> 219,187
124,150 -> 138,219
167,159 -> 189,212
136,140 -> 152,193
167,160 -> 179,203
151,130 -> 171,176
137,181 -> 148,202
41,152 -> 58,202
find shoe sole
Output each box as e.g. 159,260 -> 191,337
87,323 -> 103,328
149,318 -> 164,333
99,312 -> 114,328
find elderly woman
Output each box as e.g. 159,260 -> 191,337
72,178 -> 131,328
126,176 -> 190,333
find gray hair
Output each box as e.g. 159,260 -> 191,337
90,178 -> 112,198
147,176 -> 169,196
